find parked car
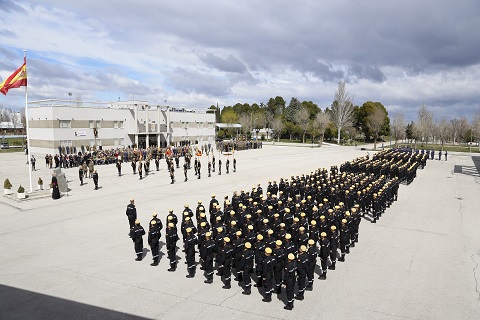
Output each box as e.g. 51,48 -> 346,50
0,142 -> 9,149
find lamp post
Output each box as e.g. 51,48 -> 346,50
253,117 -> 258,140
470,128 -> 473,153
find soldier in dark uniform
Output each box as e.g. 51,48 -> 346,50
78,165 -> 84,186
116,158 -> 122,176
283,253 -> 297,310
328,225 -> 338,270
295,245 -> 307,301
233,158 -> 236,172
170,164 -> 175,184
126,199 -> 137,229
129,219 -> 145,261
212,154 -> 216,172
218,158 -> 222,175
155,155 -> 160,171
254,234 -> 266,287
219,237 -> 233,289
185,227 -> 198,278
175,154 -> 180,168
166,222 -> 178,271
92,170 -> 99,190
201,231 -> 215,283
273,240 -> 285,294
131,159 -> 136,174
208,161 -> 212,177
226,158 -> 230,174
233,231 -> 244,282
138,160 -> 143,180
183,162 -> 188,182
318,232 -> 329,279
197,160 -> 201,179
338,219 -> 350,262
306,239 -> 317,291
262,247 -> 275,302
241,242 -> 254,295
148,220 -> 161,266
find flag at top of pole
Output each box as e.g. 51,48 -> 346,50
0,57 -> 27,95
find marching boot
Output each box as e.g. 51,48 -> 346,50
222,280 -> 231,289
339,254 -> 345,262
204,278 -> 213,284
254,278 -> 263,287
351,241 -> 355,248
150,257 -> 159,266
276,285 -> 281,294
372,218 -> 376,223
295,293 -> 304,301
135,253 -> 142,261
262,293 -> 272,302
284,302 -> 293,310
329,262 -> 336,270
306,284 -> 313,291
346,246 -> 350,254
319,272 -> 327,280
242,287 -> 251,295
186,268 -> 194,278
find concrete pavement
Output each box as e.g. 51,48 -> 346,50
0,146 -> 479,320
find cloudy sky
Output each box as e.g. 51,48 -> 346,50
1,0 -> 479,121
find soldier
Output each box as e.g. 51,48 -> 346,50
295,245 -> 307,301
212,154 -> 216,172
170,164 -> 175,184
166,222 -> 178,271
318,232 -> 330,279
233,231 -> 244,282
92,170 -> 99,190
241,242 -> 254,295
283,253 -> 297,310
138,160 -> 143,180
208,161 -> 212,177
185,227 -> 198,278
306,239 -> 317,291
129,219 -> 145,261
219,237 -> 233,289
155,155 -> 160,171
262,247 -> 275,302
226,158 -> 230,174
273,240 -> 285,294
202,231 -> 215,284
148,220 -> 161,266
218,158 -> 222,175
126,199 -> 137,229
116,158 -> 122,176
254,234 -> 266,287
183,162 -> 188,182
197,160 -> 201,179
329,226 -> 338,270
131,159 -> 136,174
150,212 -> 163,235
445,150 -> 448,161
339,219 -> 350,262
78,165 -> 84,186
233,158 -> 237,172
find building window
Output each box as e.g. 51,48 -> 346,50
59,120 -> 71,128
59,140 -> 72,147
119,138 -> 124,146
96,121 -> 101,129
119,121 -> 124,128
89,139 -> 95,147
208,122 -> 214,129
89,121 -> 94,129
114,139 -> 119,146
114,121 -> 119,129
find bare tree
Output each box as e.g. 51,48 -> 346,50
330,81 -> 354,144
238,114 -> 252,136
295,106 -> 310,143
418,104 -> 433,147
271,116 -> 284,142
265,110 -> 275,140
411,122 -> 422,148
366,106 -> 387,150
436,118 -> 451,151
10,109 -> 20,134
392,113 -> 405,146
313,111 -> 330,146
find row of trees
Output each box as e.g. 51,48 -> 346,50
0,105 -> 24,133
212,81 -> 391,148
212,81 -> 480,150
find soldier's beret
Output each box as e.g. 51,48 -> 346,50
288,253 -> 295,260
276,240 -> 282,246
308,239 -> 315,245
135,219 -> 140,225
205,231 -> 211,237
321,232 -> 327,237
285,233 -> 292,240
186,227 -> 192,233
245,242 -> 252,249
265,247 -> 273,254
257,234 -> 264,240
300,245 -> 307,252
224,237 -> 230,243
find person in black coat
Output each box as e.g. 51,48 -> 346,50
318,232 -> 330,279
148,221 -> 161,266
184,227 -> 198,278
202,232 -> 215,284
129,219 -> 145,261
92,170 -> 99,190
166,222 -> 178,271
126,199 -> 137,229
51,174 -> 60,200
78,166 -> 84,186
241,242 -> 254,295
283,253 -> 297,310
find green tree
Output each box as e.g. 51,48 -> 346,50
354,101 -> 390,140
301,101 -> 320,120
285,97 -> 302,123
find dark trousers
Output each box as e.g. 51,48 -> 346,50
134,240 -> 143,256
285,279 -> 295,303
204,257 -> 213,280
297,271 -> 306,294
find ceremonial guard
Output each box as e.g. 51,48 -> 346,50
183,162 -> 188,182
283,253 -> 297,310
202,231 -> 215,284
219,237 -> 233,289
170,164 -> 175,184
185,227 -> 198,278
218,158 -> 222,175
166,222 -> 178,271
148,220 -> 161,266
126,199 -> 137,229
92,170 -> 99,190
295,245 -> 307,301
262,247 -> 275,302
226,158 -> 230,174
318,232 -> 329,279
129,219 -> 145,261
273,240 -> 285,294
116,157 -> 122,176
208,161 -> 212,177
241,242 -> 254,295
306,239 -> 317,291
329,226 -> 338,270
78,165 -> 84,186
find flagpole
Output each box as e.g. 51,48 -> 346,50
23,50 -> 33,193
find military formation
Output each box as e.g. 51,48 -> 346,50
127,148 -> 428,310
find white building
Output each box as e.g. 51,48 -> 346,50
27,100 -> 216,155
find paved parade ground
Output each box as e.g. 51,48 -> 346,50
1,145 -> 479,320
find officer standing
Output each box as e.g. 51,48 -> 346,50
116,158 -> 122,176
262,247 -> 275,302
202,231 -> 215,284
148,220 -> 161,266
183,162 -> 188,182
295,245 -> 307,301
273,240 -> 285,294
197,160 -> 201,179
233,158 -> 236,172
218,158 -> 222,175
78,165 -> 84,186
208,161 -> 212,177
185,227 -> 198,278
220,237 -> 233,289
305,239 -> 317,291
166,222 -> 178,271
226,158 -> 230,174
318,232 -> 329,279
126,199 -> 137,229
92,170 -> 99,190
241,242 -> 254,295
329,226 -> 338,270
129,219 -> 145,261
170,164 -> 175,184
283,253 -> 297,310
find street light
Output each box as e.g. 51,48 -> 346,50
253,117 -> 258,140
470,128 -> 473,153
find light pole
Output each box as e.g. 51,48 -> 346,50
253,117 -> 258,140
470,128 -> 473,153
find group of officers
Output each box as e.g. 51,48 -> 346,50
126,148 -> 427,310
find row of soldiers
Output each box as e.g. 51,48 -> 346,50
127,149 -> 427,310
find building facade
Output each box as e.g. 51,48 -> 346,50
27,100 -> 216,155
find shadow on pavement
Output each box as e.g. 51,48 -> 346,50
453,156 -> 480,177
0,284 -> 151,320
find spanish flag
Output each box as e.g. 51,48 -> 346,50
0,58 -> 27,95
